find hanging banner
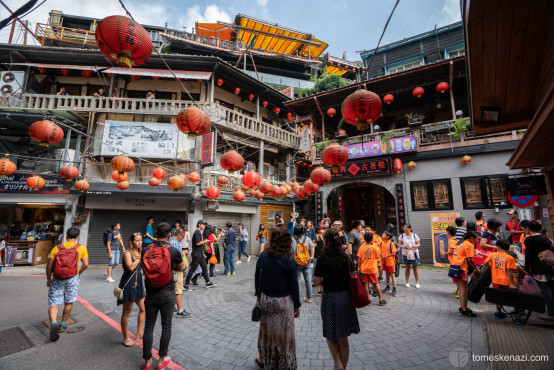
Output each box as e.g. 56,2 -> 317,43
201,132 -> 216,165
395,183 -> 406,232
0,174 -> 73,194
430,212 -> 460,267
327,157 -> 392,178
345,135 -> 417,159
315,191 -> 323,225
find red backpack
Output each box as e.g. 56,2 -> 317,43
142,243 -> 172,288
53,244 -> 80,280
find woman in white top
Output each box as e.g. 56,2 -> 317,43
398,224 -> 421,288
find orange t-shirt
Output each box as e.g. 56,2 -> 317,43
380,240 -> 397,267
484,252 -> 516,286
447,238 -> 458,265
451,240 -> 475,272
357,242 -> 381,274
521,233 -> 527,254
373,234 -> 383,245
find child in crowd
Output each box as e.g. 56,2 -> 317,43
442,226 -> 459,296
380,231 -> 398,297
448,231 -> 480,317
357,233 -> 386,306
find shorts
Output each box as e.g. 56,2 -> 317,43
108,249 -> 120,266
403,255 -> 420,265
175,271 -> 184,294
382,265 -> 395,273
48,275 -> 80,306
361,273 -> 378,284
259,237 -> 267,244
492,283 -> 510,289
452,271 -> 468,283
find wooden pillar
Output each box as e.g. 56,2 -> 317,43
258,140 -> 265,178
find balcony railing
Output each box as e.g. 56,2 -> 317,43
201,171 -> 293,196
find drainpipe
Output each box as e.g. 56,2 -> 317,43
62,128 -> 72,167
449,61 -> 456,120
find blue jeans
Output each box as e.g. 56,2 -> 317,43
297,264 -> 312,298
238,241 -> 249,260
224,247 -> 236,274
108,249 -> 120,266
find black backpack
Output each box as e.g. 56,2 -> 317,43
103,228 -> 112,247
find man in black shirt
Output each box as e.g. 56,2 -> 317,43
142,222 -> 184,370
184,220 -> 216,291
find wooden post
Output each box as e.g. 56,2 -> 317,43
449,61 -> 456,120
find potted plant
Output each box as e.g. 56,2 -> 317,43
405,112 -> 425,125
450,117 -> 470,138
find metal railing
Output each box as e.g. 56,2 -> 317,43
201,171 -> 293,196
164,30 -> 242,51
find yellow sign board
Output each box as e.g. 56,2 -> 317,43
430,212 -> 460,267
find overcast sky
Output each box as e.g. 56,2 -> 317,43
0,0 -> 462,62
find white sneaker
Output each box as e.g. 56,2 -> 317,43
405,283 -> 410,288
106,277 -> 115,283
236,260 -> 242,264
415,284 -> 421,289
247,256 -> 251,262
103,271 -> 108,277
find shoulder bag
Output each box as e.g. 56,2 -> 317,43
114,252 -> 138,300
348,254 -> 370,308
252,264 -> 263,322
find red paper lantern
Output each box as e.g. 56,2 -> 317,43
327,107 -> 336,117
217,78 -> 223,86
262,101 -> 268,108
280,185 -> 288,196
167,175 -> 186,193
152,167 -> 166,180
304,179 -> 319,193
249,189 -> 256,197
302,162 -> 308,168
29,120 -> 64,147
59,165 -> 79,181
26,175 -> 45,191
152,76 -> 160,80
0,158 -> 17,177
287,114 -> 294,123
61,68 -> 70,76
436,82 -> 449,94
297,185 -> 306,198
462,155 -> 472,164
74,179 -> 89,192
188,172 -> 200,183
271,185 -> 282,197
254,190 -> 264,199
321,143 -> 348,172
412,87 -> 424,98
111,155 -> 135,174
259,181 -> 273,194
248,93 -> 255,101
220,150 -> 244,173
149,177 -> 160,187
81,70 -> 92,78
131,75 -> 141,80
38,67 -> 47,74
176,106 -> 210,138
112,171 -> 128,183
217,175 -> 229,187
206,185 -> 221,200
408,161 -> 417,170
233,190 -> 246,202
286,112 -> 293,119
383,94 -> 394,104
95,15 -> 152,68
393,158 -> 403,174
234,87 -> 240,95
310,167 -> 331,186
273,107 -> 280,114
341,89 -> 383,131
242,170 -> 261,190
116,181 -> 129,191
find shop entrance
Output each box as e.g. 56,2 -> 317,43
327,182 -> 396,232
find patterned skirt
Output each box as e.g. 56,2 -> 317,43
321,289 -> 360,341
257,294 -> 296,369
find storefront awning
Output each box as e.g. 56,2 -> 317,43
102,67 -> 212,80
8,62 -> 106,71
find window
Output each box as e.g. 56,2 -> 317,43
460,175 -> 509,209
410,180 -> 453,211
384,56 -> 425,76
486,176 -> 509,207
446,48 -> 465,59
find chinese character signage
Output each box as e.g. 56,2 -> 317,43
201,132 -> 215,165
338,195 -> 343,217
430,212 -> 460,267
395,183 -> 406,231
376,193 -> 382,216
0,174 -> 73,194
345,136 -> 417,159
315,191 -> 323,225
327,157 -> 392,178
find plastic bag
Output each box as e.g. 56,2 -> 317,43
519,275 -> 543,296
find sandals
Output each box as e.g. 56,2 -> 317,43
303,297 -> 312,303
135,334 -> 144,340
123,339 -> 135,347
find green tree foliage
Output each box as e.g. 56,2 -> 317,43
297,74 -> 348,98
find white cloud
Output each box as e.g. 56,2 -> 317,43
256,0 -> 269,6
180,4 -> 232,31
440,0 -> 462,25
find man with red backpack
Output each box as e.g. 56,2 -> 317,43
141,222 -> 184,370
46,227 -> 88,342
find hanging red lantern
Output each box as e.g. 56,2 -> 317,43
280,185 -> 288,196
259,181 -> 273,194
81,70 -> 92,78
302,162 -> 308,168
304,179 -> 319,193
38,67 -> 47,74
0,158 -> 17,177
271,185 -> 282,197
152,167 -> 166,180
74,179 -> 89,192
272,107 -> 280,114
412,87 -> 424,98
408,161 -> 417,170
393,158 -> 403,174
167,175 -> 186,193
148,177 -> 160,187
341,89 -> 383,131
130,75 -> 141,80
254,190 -> 264,199
310,167 -> 331,186
383,94 -> 395,104
217,175 -> 229,187
248,93 -> 255,101
321,143 -> 348,172
95,15 -> 152,68
29,120 -> 64,147
297,185 -> 306,198
176,106 -> 210,138
234,87 -> 241,95
462,155 -> 472,164
111,155 -> 135,175
327,107 -> 336,117
187,172 -> 200,183
217,78 -> 223,86
242,170 -> 261,190
152,76 -> 160,80
436,82 -> 449,93
233,189 -> 246,202
286,112 -> 293,120
59,165 -> 79,181
262,101 -> 268,108
249,189 -> 256,197
60,68 -> 70,76
206,185 -> 221,200
112,170 -> 128,183
26,175 -> 45,191
116,181 -> 129,191
287,114 -> 294,123
220,150 -> 244,174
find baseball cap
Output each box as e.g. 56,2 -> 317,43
196,219 -> 207,226
507,210 -> 517,215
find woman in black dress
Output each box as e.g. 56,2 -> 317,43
314,228 -> 360,370
118,233 -> 146,346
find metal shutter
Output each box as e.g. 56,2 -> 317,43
87,210 -> 187,265
202,211 -> 252,255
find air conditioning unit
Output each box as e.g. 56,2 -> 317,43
0,71 -> 25,95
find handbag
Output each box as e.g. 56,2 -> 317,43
252,266 -> 262,322
209,254 -> 217,264
114,262 -> 138,300
448,265 -> 463,279
406,249 -> 416,261
182,252 -> 190,269
348,255 -> 370,308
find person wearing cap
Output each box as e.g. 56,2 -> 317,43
505,210 -> 523,248
287,213 -> 298,235
332,221 -> 348,249
184,220 -> 216,291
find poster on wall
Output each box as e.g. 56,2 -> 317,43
0,174 -> 73,194
345,135 -> 417,159
101,120 -> 178,159
430,212 -> 460,267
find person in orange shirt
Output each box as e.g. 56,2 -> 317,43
365,226 -> 384,282
441,226 -> 459,296
380,231 -> 398,297
357,233 -> 386,306
519,219 -> 532,254
448,231 -> 480,317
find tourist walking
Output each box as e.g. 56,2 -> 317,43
293,225 -> 315,303
398,224 -> 421,288
191,225 -> 215,283
223,222 -> 236,276
168,229 -> 191,318
347,220 -> 363,258
257,224 -> 267,253
46,227 -> 89,342
104,221 -> 125,283
255,226 -> 300,369
313,226 -> 324,295
306,220 -> 316,243
141,222 -> 184,370
455,217 -> 467,242
448,231 -> 480,317
237,223 -> 250,263
118,233 -> 145,346
184,220 -> 216,291
314,228 -> 360,370
171,220 -> 182,236
506,210 -> 524,249
180,225 -> 191,277
144,216 -> 156,247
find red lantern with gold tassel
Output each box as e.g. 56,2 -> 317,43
310,167 -> 331,186
149,177 -> 160,187
216,78 -> 223,86
217,176 -> 229,188
74,179 -> 89,192
249,189 -> 256,197
59,165 -> 79,181
233,189 -> 246,202
436,82 -> 449,94
176,107 -> 210,138
111,155 -> 135,175
0,158 -> 17,177
327,107 -> 336,117
26,175 -> 45,191
112,171 -> 128,183
321,143 -> 348,172
117,181 -> 130,191
234,87 -> 240,95
81,70 -> 92,78
272,107 -> 280,114
412,87 -> 424,98
383,94 -> 394,104
220,150 -> 244,174
152,167 -> 166,180
29,120 -> 64,147
187,172 -> 200,183
262,101 -> 268,108
206,185 -> 221,200
248,93 -> 255,101
242,170 -> 261,190
259,181 -> 273,194
167,175 -> 186,193
254,190 -> 264,199
61,68 -> 70,76
393,158 -> 403,174
341,89 -> 382,131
